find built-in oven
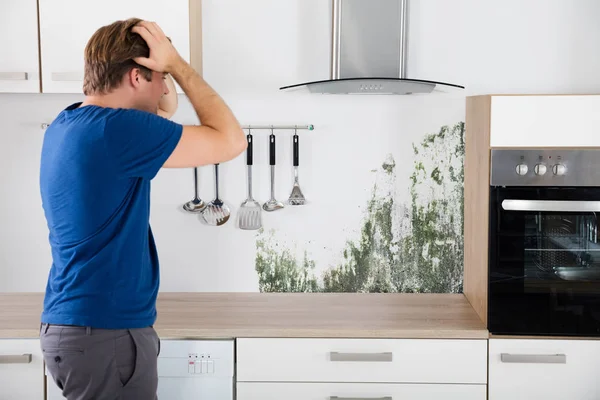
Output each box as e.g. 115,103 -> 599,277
489,149 -> 600,337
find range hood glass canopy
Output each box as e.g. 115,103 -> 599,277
280,0 -> 464,95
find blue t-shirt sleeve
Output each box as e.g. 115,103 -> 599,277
103,108 -> 183,180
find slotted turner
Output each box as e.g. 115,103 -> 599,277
288,132 -> 306,205
238,132 -> 262,230
201,164 -> 230,226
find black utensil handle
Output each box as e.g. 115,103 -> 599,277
246,134 -> 253,165
293,134 -> 299,167
269,134 -> 276,166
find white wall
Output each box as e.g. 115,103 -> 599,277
2,0 -> 600,292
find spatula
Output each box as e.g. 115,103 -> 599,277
238,132 -> 262,230
288,132 -> 306,205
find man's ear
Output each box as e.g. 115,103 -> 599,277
128,68 -> 142,88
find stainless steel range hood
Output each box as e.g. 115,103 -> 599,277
280,0 -> 464,95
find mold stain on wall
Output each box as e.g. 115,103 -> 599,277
255,122 -> 465,293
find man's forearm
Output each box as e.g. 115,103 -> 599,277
170,59 -> 241,136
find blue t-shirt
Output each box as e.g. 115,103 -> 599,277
39,102 -> 183,329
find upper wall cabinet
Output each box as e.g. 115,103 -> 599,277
488,95 -> 600,147
0,0 -> 41,93
38,0 -> 198,94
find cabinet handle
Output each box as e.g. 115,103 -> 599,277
0,354 -> 32,364
501,353 -> 566,364
330,397 -> 392,400
51,72 -> 83,81
0,72 -> 28,81
330,352 -> 393,362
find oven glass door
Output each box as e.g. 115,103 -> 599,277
489,186 -> 600,336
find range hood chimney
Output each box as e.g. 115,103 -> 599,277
280,0 -> 464,95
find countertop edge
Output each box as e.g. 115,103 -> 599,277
0,329 -> 490,340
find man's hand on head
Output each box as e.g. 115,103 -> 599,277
132,21 -> 183,74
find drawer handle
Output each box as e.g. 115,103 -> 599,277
500,353 -> 566,364
329,352 -> 393,362
0,72 -> 28,81
330,397 -> 392,400
0,354 -> 32,364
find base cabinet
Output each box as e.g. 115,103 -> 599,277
0,339 -> 44,400
237,338 -> 488,400
237,382 -> 487,400
489,338 -> 600,400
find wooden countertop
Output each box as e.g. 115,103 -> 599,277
0,292 -> 488,339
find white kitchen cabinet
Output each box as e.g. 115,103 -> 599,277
237,382 -> 487,400
237,338 -> 488,384
0,0 -> 41,93
0,339 -> 44,400
489,95 -> 600,147
38,0 -> 191,94
489,338 -> 600,400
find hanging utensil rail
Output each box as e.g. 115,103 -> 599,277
41,122 -> 315,130
242,124 -> 314,131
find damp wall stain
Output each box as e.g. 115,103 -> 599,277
255,122 -> 465,293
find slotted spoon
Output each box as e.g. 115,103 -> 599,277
238,132 -> 262,230
263,132 -> 285,212
201,164 -> 231,226
288,132 -> 306,205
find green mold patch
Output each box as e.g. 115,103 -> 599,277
255,122 -> 465,293
255,228 -> 320,293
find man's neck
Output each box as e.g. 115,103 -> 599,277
81,91 -> 133,110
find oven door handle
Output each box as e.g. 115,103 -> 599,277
502,200 -> 600,212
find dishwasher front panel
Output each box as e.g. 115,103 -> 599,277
158,339 -> 234,400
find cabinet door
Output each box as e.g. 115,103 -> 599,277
489,95 -> 600,147
0,0 -> 40,93
38,0 -> 190,93
489,338 -> 600,400
237,382 -> 487,400
0,339 -> 44,400
237,338 -> 487,384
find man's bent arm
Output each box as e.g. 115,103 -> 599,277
164,60 -> 246,167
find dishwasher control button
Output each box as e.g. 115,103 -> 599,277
188,360 -> 195,374
195,360 -> 203,374
208,359 -> 214,373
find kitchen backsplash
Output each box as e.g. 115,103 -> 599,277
3,0 -> 600,292
254,120 -> 465,293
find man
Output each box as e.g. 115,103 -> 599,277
38,18 -> 246,399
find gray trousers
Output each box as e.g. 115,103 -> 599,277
40,323 -> 160,400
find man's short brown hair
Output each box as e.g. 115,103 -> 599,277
83,18 -> 153,96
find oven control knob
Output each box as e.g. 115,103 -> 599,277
552,164 -> 566,176
534,163 -> 547,175
515,163 -> 528,176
